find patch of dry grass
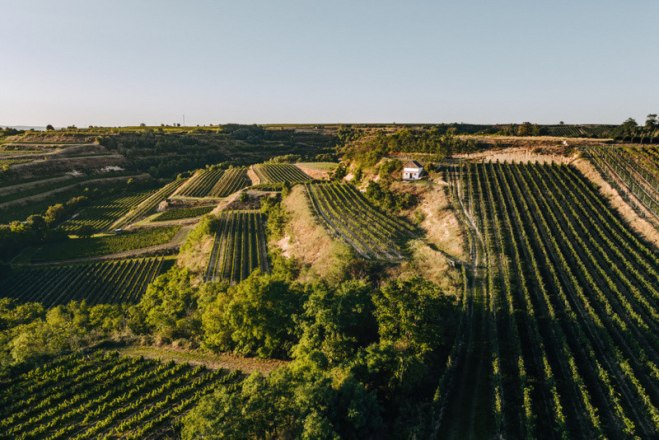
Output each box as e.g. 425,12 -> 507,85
278,185 -> 353,283
387,239 -> 461,295
572,158 -> 659,247
116,345 -> 287,375
177,234 -> 214,275
393,178 -> 466,262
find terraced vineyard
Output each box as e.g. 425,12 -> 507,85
304,182 -> 416,260
176,167 -> 251,198
253,163 -> 311,184
208,167 -> 252,197
176,169 -> 225,198
59,190 -> 155,234
25,226 -> 181,263
205,210 -> 269,283
0,351 -> 241,439
585,145 -> 659,221
111,179 -> 184,229
0,257 -> 172,307
436,162 -> 658,439
152,205 -> 215,222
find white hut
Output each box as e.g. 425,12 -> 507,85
402,160 -> 424,181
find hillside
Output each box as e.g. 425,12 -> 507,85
0,128 -> 657,439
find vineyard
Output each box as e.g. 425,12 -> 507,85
205,210 -> 269,283
253,164 -> 311,184
152,205 -> 215,222
0,351 -> 241,439
112,179 -> 184,229
24,226 -> 181,263
176,169 -> 224,198
59,190 -> 155,234
0,257 -> 171,307
304,182 -> 416,260
585,145 -> 659,221
176,167 -> 251,198
435,162 -> 658,439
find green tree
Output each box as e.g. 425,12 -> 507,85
293,280 -> 377,366
373,277 -> 453,351
182,367 -> 382,439
202,273 -> 304,358
137,267 -> 200,341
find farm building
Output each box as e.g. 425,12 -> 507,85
402,160 -> 424,180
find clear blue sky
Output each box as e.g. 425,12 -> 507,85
1,0 -> 657,126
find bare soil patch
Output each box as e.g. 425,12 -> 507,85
247,165 -> 260,185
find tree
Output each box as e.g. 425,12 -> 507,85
645,114 -> 657,143
137,267 -> 200,341
181,367 -> 382,439
46,124 -> 54,131
293,280 -> 377,366
201,273 -> 304,358
620,117 -> 638,142
373,277 -> 454,352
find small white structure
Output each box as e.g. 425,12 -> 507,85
402,160 -> 424,181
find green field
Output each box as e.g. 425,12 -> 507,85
59,190 -> 155,234
0,257 -> 172,307
436,162 -> 658,439
253,163 -> 311,184
0,351 -> 241,439
305,182 -> 416,260
152,205 -> 215,222
22,226 -> 181,263
205,210 -> 269,283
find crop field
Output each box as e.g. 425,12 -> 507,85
436,162 -> 658,439
207,167 -> 252,197
0,175 -> 87,204
112,179 -> 184,229
304,182 -> 416,260
176,167 -> 251,198
205,210 -> 269,283
152,205 -> 215,222
585,145 -> 659,220
176,169 -> 225,198
0,257 -> 172,307
23,226 -> 181,263
0,351 -> 241,439
59,190 -> 155,234
253,163 -> 311,184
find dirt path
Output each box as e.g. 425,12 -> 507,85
247,165 -> 260,185
115,345 -> 288,375
0,173 -> 150,208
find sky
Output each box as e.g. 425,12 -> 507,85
1,0 -> 658,127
